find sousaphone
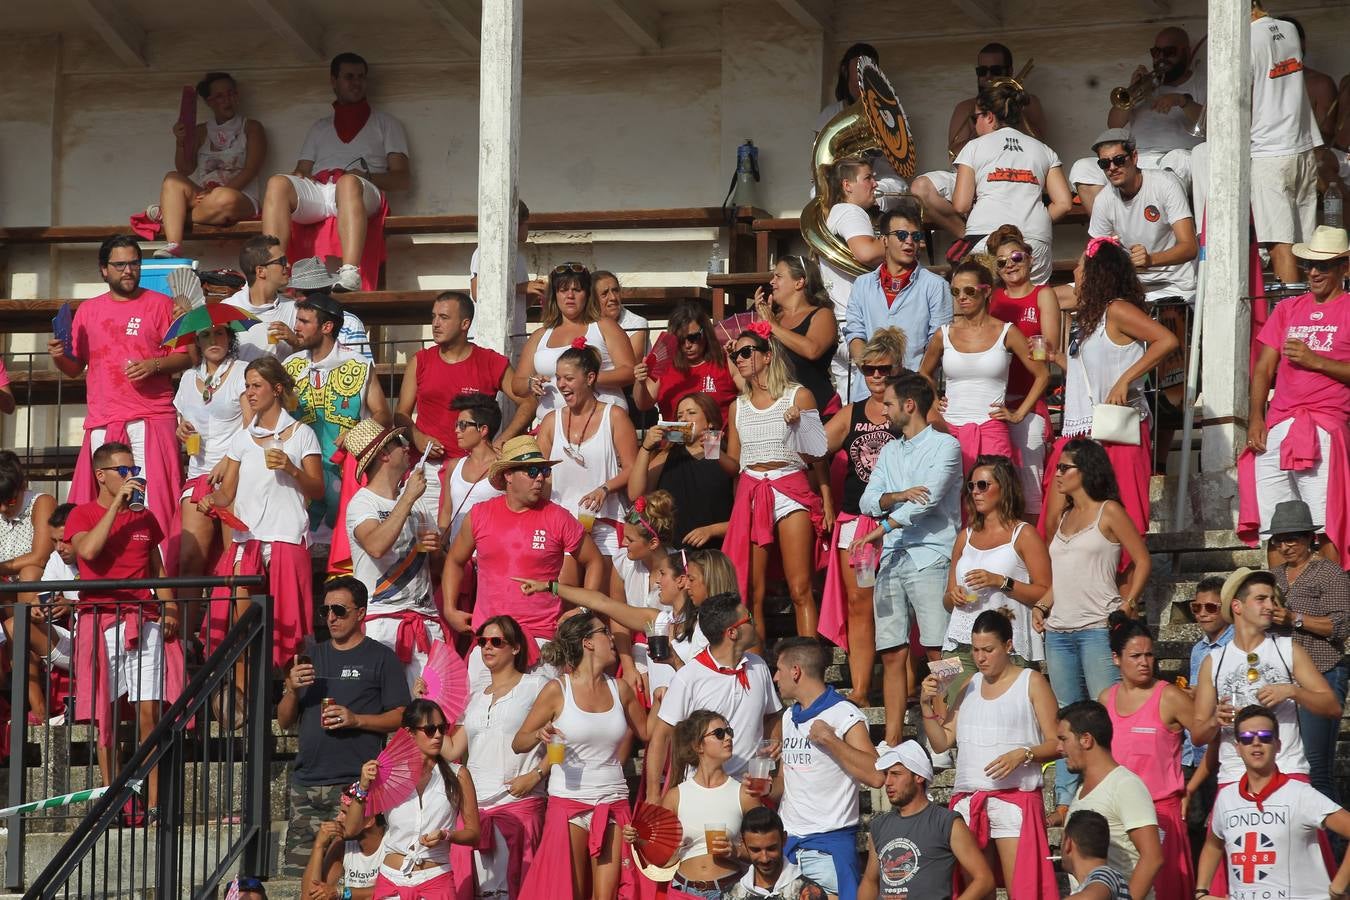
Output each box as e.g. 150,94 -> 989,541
801,57 -> 917,278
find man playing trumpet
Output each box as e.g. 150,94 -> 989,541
1070,27 -> 1206,213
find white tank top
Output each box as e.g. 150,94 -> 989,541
189,115 -> 260,205
1047,505 -> 1123,631
735,391 -> 805,471
940,322 -> 1012,425
549,675 -> 630,803
343,839 -> 381,889
1210,635 -> 1308,783
549,401 -> 625,523
531,322 -> 627,421
445,459 -> 503,542
1062,316 -> 1149,438
676,777 -> 745,860
947,523 -> 1036,661
954,668 -> 1044,793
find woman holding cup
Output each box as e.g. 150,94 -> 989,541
631,302 -> 737,422
514,611 -> 649,900
624,709 -> 759,899
629,392 -> 734,549
820,326 -> 906,703
987,224 -> 1060,518
198,355 -> 323,667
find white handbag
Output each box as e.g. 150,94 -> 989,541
1078,354 -> 1142,446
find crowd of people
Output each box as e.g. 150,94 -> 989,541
2,2 -> 1350,898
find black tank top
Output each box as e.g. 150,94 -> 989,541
656,444 -> 734,549
841,400 -> 900,514
783,308 -> 838,413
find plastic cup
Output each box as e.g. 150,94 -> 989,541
185,432 -> 202,456
850,543 -> 878,589
704,823 -> 728,854
746,757 -> 773,795
1030,334 -> 1047,361
647,635 -> 671,662
701,429 -> 722,459
578,510 -> 596,532
265,437 -> 285,470
266,327 -> 280,346
547,735 -> 566,765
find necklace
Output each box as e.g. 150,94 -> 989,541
200,359 -> 235,404
563,401 -> 597,467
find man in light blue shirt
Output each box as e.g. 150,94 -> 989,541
1179,575 -> 1231,862
843,200 -> 951,391
859,373 -> 962,746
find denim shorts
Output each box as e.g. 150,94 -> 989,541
873,552 -> 950,650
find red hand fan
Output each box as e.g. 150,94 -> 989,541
207,506 -> 249,532
421,640 -> 470,726
364,728 -> 422,815
713,312 -> 758,347
645,332 -> 677,379
631,800 -> 683,866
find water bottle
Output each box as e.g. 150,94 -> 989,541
1324,181 -> 1344,228
707,239 -> 723,275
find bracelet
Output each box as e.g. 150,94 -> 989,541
1034,604 -> 1050,616
881,519 -> 895,534
352,784 -> 369,802
923,713 -> 943,721
549,580 -> 559,595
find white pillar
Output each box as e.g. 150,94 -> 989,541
475,0 -> 523,356
1195,0 -> 1252,529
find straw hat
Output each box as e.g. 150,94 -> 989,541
487,435 -> 557,490
345,420 -> 408,476
1292,226 -> 1349,261
1218,566 -> 1284,623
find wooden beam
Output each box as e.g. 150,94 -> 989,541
418,0 -> 481,57
1143,0 -> 1172,11
69,0 -> 146,67
953,0 -> 1003,27
774,0 -> 830,31
594,0 -> 661,52
245,0 -> 324,63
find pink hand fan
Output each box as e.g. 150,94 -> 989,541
645,332 -> 677,379
364,728 -> 422,815
421,640 -> 470,726
713,312 -> 759,347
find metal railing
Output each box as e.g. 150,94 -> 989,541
2,576 -> 271,899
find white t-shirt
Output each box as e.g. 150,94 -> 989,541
40,551 -> 77,601
955,127 -> 1062,244
468,247 -> 530,345
819,203 -> 874,325
1249,16 -> 1319,158
1210,778 -> 1340,900
344,487 -> 434,614
778,698 -> 868,836
618,307 -> 649,341
298,109 -> 409,175
462,672 -> 548,809
1068,765 -> 1159,898
225,423 -> 322,544
223,289 -> 298,361
173,359 -> 248,479
1088,170 -> 1196,301
1130,68 -> 1207,154
658,652 -> 781,777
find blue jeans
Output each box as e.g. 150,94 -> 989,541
1045,628 -> 1121,807
1300,658 -> 1349,803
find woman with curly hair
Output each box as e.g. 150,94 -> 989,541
1041,238 -> 1179,534
723,322 -> 833,640
751,255 -> 841,416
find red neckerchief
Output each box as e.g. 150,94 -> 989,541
695,648 -> 749,690
332,100 -> 372,143
878,263 -> 915,308
1237,768 -> 1291,811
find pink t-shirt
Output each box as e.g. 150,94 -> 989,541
469,495 -> 586,638
72,290 -> 182,427
1258,291 -> 1350,422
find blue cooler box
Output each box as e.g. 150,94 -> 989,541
138,258 -> 198,296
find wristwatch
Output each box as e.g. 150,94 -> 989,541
1022,746 -> 1035,766
1002,575 -> 1015,593
1294,613 -> 1305,631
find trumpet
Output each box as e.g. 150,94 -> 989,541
1111,63 -> 1164,111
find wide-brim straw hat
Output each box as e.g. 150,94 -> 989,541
346,420 -> 407,476
487,435 -> 557,490
1218,566 -> 1284,623
1292,226 -> 1349,261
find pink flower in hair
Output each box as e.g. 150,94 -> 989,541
570,337 -> 589,350
746,320 -> 773,340
1085,236 -> 1121,258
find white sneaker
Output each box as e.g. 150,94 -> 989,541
334,264 -> 362,292
152,242 -> 181,259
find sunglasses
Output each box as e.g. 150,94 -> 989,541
1096,154 -> 1132,171
552,262 -> 587,275
1055,463 -> 1079,474
704,726 -> 735,741
413,723 -> 449,738
728,614 -> 753,632
476,635 -> 509,649
1303,259 -> 1344,273
392,432 -> 411,448
966,479 -> 994,493
1190,601 -> 1221,615
950,285 -> 987,299
455,420 -> 485,431
264,255 -> 290,269
100,465 -> 142,478
996,252 -> 1027,269
974,64 -> 1010,77
680,332 -> 706,345
885,229 -> 920,243
731,346 -> 761,361
320,604 -> 353,619
522,464 -> 551,479
235,878 -> 265,892
1236,729 -> 1276,746
1068,326 -> 1082,358
860,363 -> 892,377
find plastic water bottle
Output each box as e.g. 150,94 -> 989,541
1324,181 -> 1344,228
707,239 -> 723,275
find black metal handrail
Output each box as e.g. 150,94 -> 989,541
2,576 -> 272,898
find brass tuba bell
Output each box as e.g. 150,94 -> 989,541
801,57 -> 917,278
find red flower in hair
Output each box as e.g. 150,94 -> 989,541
746,320 -> 773,340
634,496 -> 647,514
570,337 -> 590,350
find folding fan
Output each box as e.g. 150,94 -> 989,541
206,505 -> 249,532
645,332 -> 677,379
168,266 -> 206,308
631,800 -> 683,867
364,728 -> 422,815
713,312 -> 759,348
421,640 -> 470,726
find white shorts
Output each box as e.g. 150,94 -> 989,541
590,520 -> 622,557
1251,150 -> 1318,245
971,235 -> 1052,285
838,518 -> 861,550
363,613 -> 445,690
916,169 -> 957,201
101,619 -> 165,703
467,637 -> 556,693
742,468 -> 808,522
1254,417 -> 1332,537
285,174 -> 384,224
1008,411 -> 1047,512
953,793 -> 1025,839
